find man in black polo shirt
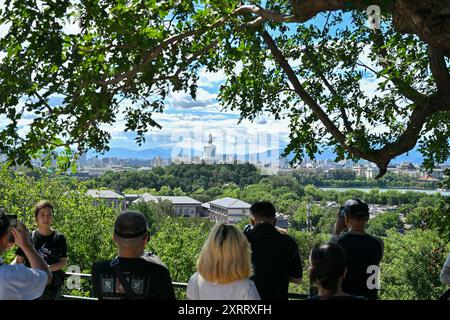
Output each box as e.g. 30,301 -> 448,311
330,199 -> 384,300
244,201 -> 302,300
91,211 -> 175,300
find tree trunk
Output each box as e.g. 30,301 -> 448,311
291,0 -> 450,51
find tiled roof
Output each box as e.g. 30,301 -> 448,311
86,190 -> 124,199
134,193 -> 201,205
208,197 -> 251,209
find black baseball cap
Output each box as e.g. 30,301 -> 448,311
114,211 -> 148,239
343,199 -> 369,217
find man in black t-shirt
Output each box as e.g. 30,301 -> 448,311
244,201 -> 302,300
330,199 -> 384,300
14,200 -> 68,299
91,211 -> 175,300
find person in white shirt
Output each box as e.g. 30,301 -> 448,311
187,223 -> 260,300
440,253 -> 450,286
0,211 -> 52,300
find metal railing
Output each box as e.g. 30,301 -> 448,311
62,272 -> 309,300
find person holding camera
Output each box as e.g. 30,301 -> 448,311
91,210 -> 176,300
13,200 -> 67,300
330,199 -> 384,300
244,201 -> 302,300
0,210 -> 53,300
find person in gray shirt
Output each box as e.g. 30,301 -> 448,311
0,210 -> 52,300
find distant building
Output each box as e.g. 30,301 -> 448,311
86,189 -> 127,211
392,162 -> 420,177
151,156 -> 165,167
83,166 -> 109,177
275,213 -> 289,229
425,167 -> 445,180
137,167 -> 153,171
353,163 -> 379,179
204,197 -> 251,224
78,152 -> 87,167
417,174 -> 440,182
203,133 -> 217,164
124,194 -> 142,206
71,171 -> 91,180
134,194 -> 202,217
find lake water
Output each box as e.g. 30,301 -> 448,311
319,187 -> 450,197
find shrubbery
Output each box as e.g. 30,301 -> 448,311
0,166 -> 448,299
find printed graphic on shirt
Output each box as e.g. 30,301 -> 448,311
37,244 -> 52,260
131,278 -> 145,295
102,277 -> 114,294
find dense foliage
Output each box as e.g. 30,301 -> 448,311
86,163 -> 261,193
0,1 -> 448,177
0,166 -> 448,299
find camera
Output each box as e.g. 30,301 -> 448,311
243,224 -> 253,235
338,206 -> 346,218
7,215 -> 17,243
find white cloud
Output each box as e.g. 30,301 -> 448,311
198,68 -> 226,87
62,19 -> 81,35
166,88 -> 218,110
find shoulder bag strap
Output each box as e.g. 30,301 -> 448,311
31,230 -> 37,248
110,258 -> 137,300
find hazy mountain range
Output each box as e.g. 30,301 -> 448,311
87,147 -> 430,164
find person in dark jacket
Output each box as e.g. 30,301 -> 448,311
244,201 -> 302,300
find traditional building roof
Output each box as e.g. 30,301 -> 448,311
134,193 -> 201,205
86,189 -> 124,199
208,197 -> 251,209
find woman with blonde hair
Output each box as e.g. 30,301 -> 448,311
187,223 -> 260,300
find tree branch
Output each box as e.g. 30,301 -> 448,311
303,44 -> 353,133
373,95 -> 450,178
372,29 -> 427,104
261,29 -> 450,178
291,0 -> 395,22
98,18 -> 229,87
234,4 -> 301,23
261,30 -> 366,158
356,61 -> 390,81
428,46 -> 450,99
153,40 -> 221,83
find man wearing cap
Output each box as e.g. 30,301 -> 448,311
91,211 -> 175,300
330,199 -> 384,300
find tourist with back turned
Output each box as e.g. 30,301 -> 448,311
308,243 -> 366,300
187,223 -> 260,300
244,201 -> 302,300
91,210 -> 175,300
330,199 -> 383,300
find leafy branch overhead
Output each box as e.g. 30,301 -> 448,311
0,0 -> 449,176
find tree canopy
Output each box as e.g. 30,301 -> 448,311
1,0 -> 449,176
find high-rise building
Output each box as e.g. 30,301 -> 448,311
203,133 -> 217,163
